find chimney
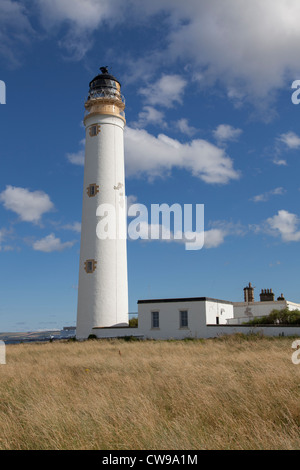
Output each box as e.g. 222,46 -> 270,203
244,282 -> 254,302
260,288 -> 275,302
277,293 -> 285,301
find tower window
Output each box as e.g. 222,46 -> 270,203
84,259 -> 97,274
87,183 -> 99,198
151,311 -> 159,329
180,310 -> 188,328
89,124 -> 101,137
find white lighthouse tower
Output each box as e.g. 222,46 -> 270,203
76,67 -> 129,339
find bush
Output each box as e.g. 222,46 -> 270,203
244,308 -> 300,325
128,317 -> 138,328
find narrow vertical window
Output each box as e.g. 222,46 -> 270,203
84,259 -> 97,274
87,183 -> 99,198
180,310 -> 188,328
151,311 -> 159,329
89,124 -> 101,137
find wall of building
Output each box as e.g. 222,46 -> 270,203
231,300 -> 300,324
205,300 -> 234,325
232,300 -> 287,322
137,300 -> 207,340
137,299 -> 234,340
205,324 -> 300,338
92,327 -> 141,339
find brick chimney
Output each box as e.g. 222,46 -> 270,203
244,282 -> 254,302
260,289 -> 275,302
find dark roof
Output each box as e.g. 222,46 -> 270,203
89,66 -> 121,87
137,297 -> 233,305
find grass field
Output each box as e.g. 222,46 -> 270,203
0,334 -> 300,450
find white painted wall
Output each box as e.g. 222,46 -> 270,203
76,113 -> 128,339
231,300 -> 300,324
205,325 -> 300,338
205,300 -> 234,325
137,299 -> 234,340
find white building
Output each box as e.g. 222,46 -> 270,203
137,297 -> 234,340
228,283 -> 300,324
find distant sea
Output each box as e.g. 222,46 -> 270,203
0,329 -> 76,344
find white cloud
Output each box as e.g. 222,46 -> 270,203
266,210 -> 300,242
66,139 -> 85,166
62,222 -> 81,233
175,118 -> 197,137
133,106 -> 166,128
202,229 -> 226,249
139,74 -> 187,108
122,0 -> 300,113
160,0 -> 300,104
273,159 -> 288,166
0,0 -> 33,65
0,186 -> 54,224
213,124 -> 243,143
33,233 -> 76,252
124,127 -> 240,184
278,131 -> 300,149
35,0 -> 116,60
4,0 -> 300,109
251,187 -> 286,203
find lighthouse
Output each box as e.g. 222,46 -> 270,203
76,67 -> 129,339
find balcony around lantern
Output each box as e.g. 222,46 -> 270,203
84,93 -> 126,120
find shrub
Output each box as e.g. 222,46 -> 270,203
244,308 -> 300,325
128,317 -> 138,328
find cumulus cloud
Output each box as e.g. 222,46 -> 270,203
132,106 -> 166,129
124,127 -> 240,184
0,186 -> 54,224
162,0 -> 300,103
33,233 -> 76,252
278,131 -> 300,149
139,74 -> 187,108
213,124 -> 243,143
35,0 -> 116,60
203,228 -> 226,249
265,210 -> 300,242
175,118 -> 197,137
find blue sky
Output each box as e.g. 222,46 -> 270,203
1,0 -> 300,331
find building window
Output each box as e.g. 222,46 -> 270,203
216,317 -> 219,325
89,124 -> 101,137
87,183 -> 99,198
151,311 -> 159,329
84,259 -> 97,274
180,310 -> 188,328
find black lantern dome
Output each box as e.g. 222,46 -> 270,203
88,66 -> 122,101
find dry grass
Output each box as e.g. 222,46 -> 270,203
0,334 -> 300,450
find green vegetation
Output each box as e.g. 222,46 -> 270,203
244,308 -> 300,325
128,316 -> 138,327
